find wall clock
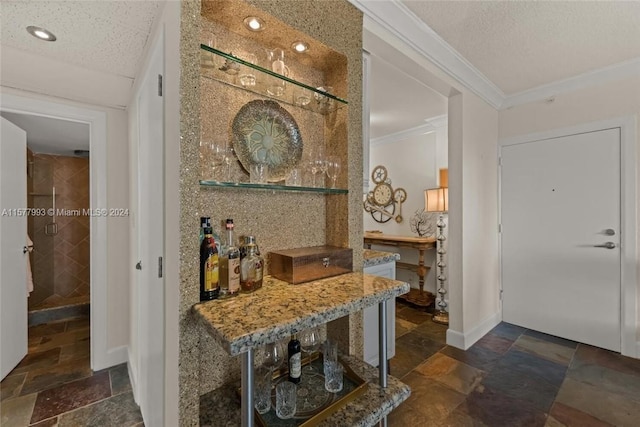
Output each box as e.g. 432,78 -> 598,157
364,165 -> 407,223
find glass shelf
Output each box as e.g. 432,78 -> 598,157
200,180 -> 348,195
200,44 -> 347,115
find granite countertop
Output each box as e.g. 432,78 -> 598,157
199,354 -> 411,427
192,272 -> 410,356
363,249 -> 400,268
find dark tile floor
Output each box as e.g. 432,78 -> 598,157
4,306 -> 640,426
389,302 -> 640,426
0,316 -> 143,427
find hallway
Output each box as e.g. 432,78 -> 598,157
0,315 -> 142,426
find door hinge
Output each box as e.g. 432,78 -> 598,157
498,156 -> 502,166
499,289 -> 503,300
498,223 -> 502,233
158,256 -> 163,278
158,74 -> 163,97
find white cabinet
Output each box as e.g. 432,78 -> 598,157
363,261 -> 396,366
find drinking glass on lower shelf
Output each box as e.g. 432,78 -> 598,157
254,366 -> 272,415
323,360 -> 344,393
275,381 -> 296,419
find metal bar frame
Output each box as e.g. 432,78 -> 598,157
241,348 -> 255,427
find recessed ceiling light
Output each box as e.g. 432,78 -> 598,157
243,16 -> 264,32
291,41 -> 309,53
26,26 -> 57,41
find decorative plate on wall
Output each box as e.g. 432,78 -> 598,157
231,100 -> 303,182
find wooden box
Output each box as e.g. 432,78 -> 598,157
269,245 -> 353,284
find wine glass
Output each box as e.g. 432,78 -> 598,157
261,340 -> 286,375
308,158 -> 320,187
223,146 -> 235,182
209,142 -> 226,181
326,156 -> 341,189
299,327 -> 322,372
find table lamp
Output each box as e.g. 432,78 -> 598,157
425,187 -> 449,325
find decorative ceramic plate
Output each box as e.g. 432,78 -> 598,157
231,100 -> 303,182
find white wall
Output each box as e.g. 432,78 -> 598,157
364,131 -> 439,292
0,87 -> 131,353
363,18 -> 501,349
499,74 -> 640,347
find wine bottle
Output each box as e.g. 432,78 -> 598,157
200,226 -> 219,301
219,219 -> 240,298
287,335 -> 301,384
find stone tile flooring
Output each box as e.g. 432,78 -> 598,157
389,302 -> 640,426
0,316 -> 143,427
4,305 -> 640,426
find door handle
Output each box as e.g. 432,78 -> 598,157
603,229 -> 616,236
593,242 -> 616,249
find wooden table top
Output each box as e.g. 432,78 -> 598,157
364,231 -> 436,245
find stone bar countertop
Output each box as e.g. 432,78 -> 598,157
199,354 -> 411,427
192,272 -> 409,356
363,249 -> 400,268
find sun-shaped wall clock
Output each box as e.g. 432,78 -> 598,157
363,165 -> 407,223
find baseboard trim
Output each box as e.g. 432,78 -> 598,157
446,311 -> 502,350
127,347 -> 139,404
94,345 -> 128,372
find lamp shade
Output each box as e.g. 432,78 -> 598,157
425,187 -> 448,213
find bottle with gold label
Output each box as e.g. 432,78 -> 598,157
240,236 -> 263,293
219,219 -> 240,298
200,226 -> 219,301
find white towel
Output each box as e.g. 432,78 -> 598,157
26,234 -> 34,296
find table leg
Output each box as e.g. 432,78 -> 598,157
378,299 -> 388,426
417,248 -> 427,296
241,348 -> 255,427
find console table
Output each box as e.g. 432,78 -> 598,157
364,232 -> 436,308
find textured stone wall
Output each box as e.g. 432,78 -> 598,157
178,1 -> 362,424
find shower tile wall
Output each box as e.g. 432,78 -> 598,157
28,153 -> 90,311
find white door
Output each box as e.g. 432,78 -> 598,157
0,117 -> 28,380
136,32 -> 165,426
501,128 -> 621,351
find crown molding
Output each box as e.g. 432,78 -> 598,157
371,122 -> 435,146
350,0 -> 504,109
351,0 -> 640,112
501,57 -> 640,109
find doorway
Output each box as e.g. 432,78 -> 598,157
500,117 -> 637,356
0,112 -> 92,317
0,93 -> 111,370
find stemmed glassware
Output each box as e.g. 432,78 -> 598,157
261,340 -> 286,374
326,156 -> 341,189
308,158 -> 320,187
299,327 -> 322,372
223,146 -> 234,182
199,139 -> 225,180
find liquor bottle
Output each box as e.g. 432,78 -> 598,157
287,335 -> 301,384
239,235 -> 261,259
200,226 -> 219,301
199,217 -> 211,245
219,219 -> 240,298
240,237 -> 263,292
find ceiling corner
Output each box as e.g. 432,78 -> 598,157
349,0 -> 505,110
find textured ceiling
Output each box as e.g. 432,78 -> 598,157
1,1 -> 160,78
402,0 -> 640,95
